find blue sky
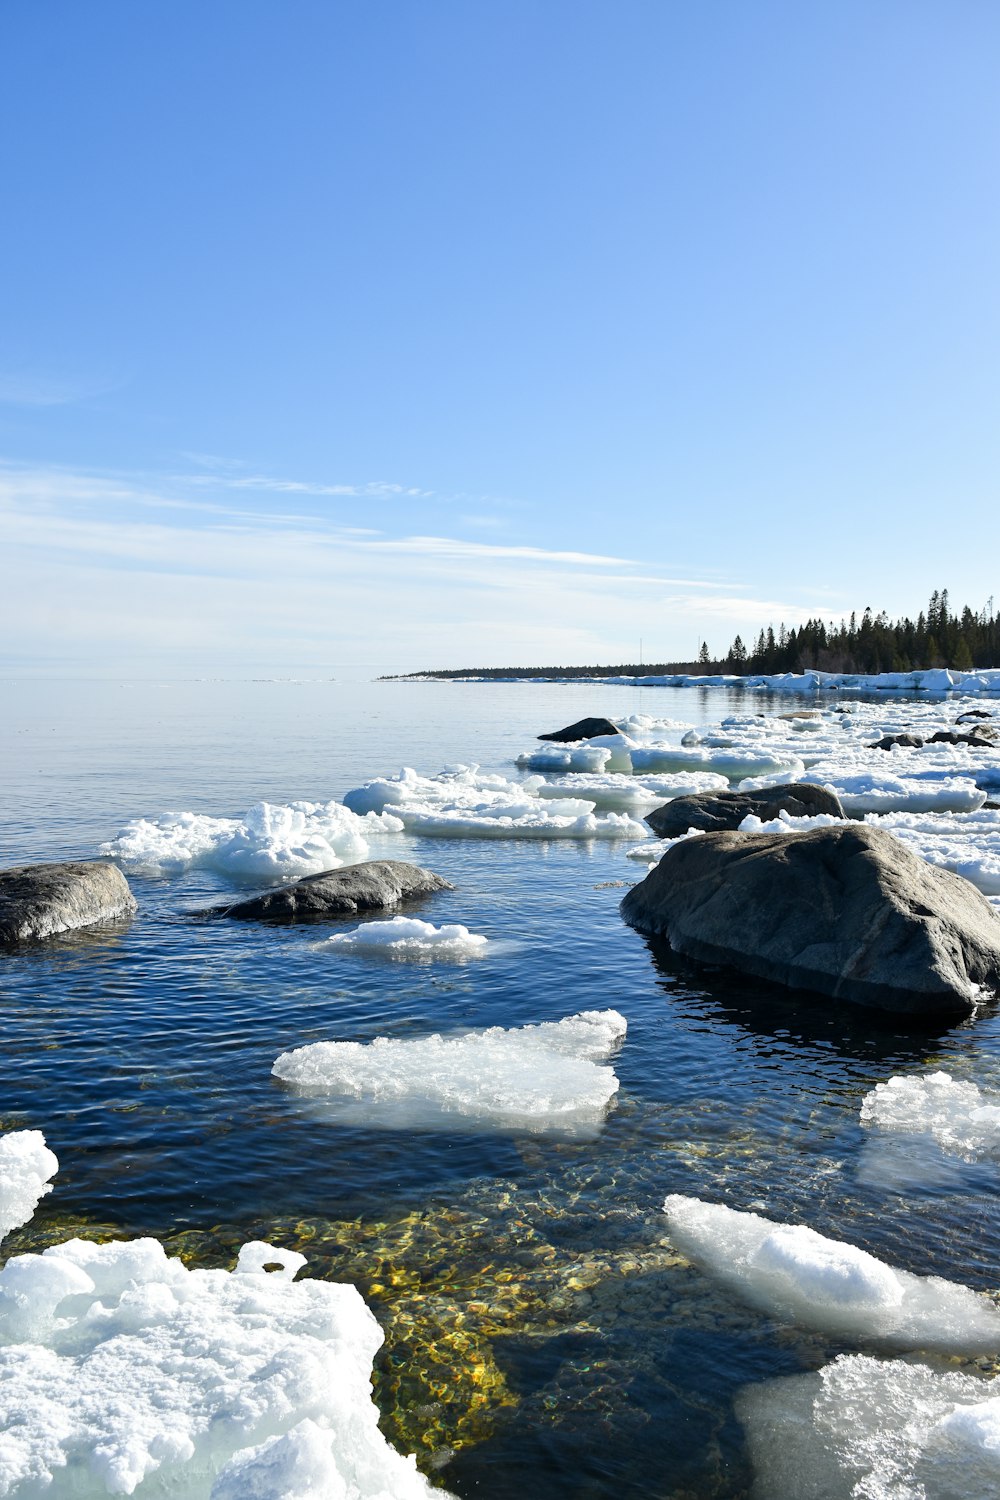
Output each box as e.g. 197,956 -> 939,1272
2,1 -> 998,673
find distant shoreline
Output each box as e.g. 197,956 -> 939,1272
382,667 -> 1000,695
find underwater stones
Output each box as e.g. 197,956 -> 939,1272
212,859 -> 454,922
621,824 -> 1000,1018
537,717 -> 620,741
0,861 -> 137,948
644,782 -> 845,839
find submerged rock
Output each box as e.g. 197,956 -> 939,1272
645,782 -> 844,839
620,824 -> 1000,1018
0,862 -> 137,948
212,859 -> 454,922
537,717 -> 620,742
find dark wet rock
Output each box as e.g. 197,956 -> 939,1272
644,782 -> 845,839
621,824 -> 1000,1019
870,732 -> 926,750
0,862 -> 137,947
928,727 -> 1000,747
538,717 -> 620,742
957,710 -> 993,722
212,859 -> 454,923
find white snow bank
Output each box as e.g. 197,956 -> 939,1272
0,1131 -> 58,1244
273,1010 -> 627,1136
0,1135 -> 448,1500
100,801 -> 401,882
663,1195 -> 1000,1352
316,916 -> 488,961
861,1072 -> 1000,1158
737,1355 -> 1000,1500
343,766 -> 645,840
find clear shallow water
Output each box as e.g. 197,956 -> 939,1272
1,675 -> 999,1497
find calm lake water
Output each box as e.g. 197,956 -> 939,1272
1,674 -> 998,1498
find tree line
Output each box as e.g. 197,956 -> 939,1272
390,589 -> 999,680
705,590 -> 999,676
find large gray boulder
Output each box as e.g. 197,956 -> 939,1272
538,717 -> 620,742
0,862 -> 137,947
213,859 -> 454,922
620,824 -> 1000,1018
645,782 -> 845,839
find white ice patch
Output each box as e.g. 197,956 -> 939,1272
861,1071 -> 1000,1158
629,747 -> 805,782
515,737 -> 630,774
343,765 -> 645,840
273,1010 -> 627,1137
737,1355 -> 1000,1500
0,1135 -> 448,1500
663,1195 -> 1000,1352
315,916 -> 488,961
738,810 -> 848,835
864,806 -> 1000,899
0,1131 -> 58,1244
100,801 -> 401,882
533,770 -> 729,812
803,771 -> 986,816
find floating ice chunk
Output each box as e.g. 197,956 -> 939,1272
273,1010 -> 627,1136
100,801 -> 401,882
343,765 -> 644,840
316,916 -> 488,961
0,1131 -> 58,1244
533,770 -> 729,812
0,1234 -> 447,1497
803,771 -> 986,816
515,742 -> 616,773
861,1072 -> 1000,1158
737,1355 -> 1000,1500
663,1195 -> 1000,1352
630,747 -> 805,782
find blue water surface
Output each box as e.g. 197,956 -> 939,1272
1,674 -> 998,1498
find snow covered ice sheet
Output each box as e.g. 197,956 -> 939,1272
344,765 -> 646,839
0,1131 -> 451,1500
315,916 -> 488,961
736,1354 -> 1000,1500
273,1010 -> 627,1137
663,1195 -> 1000,1352
100,800 -> 401,881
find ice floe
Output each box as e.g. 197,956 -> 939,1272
343,765 -> 646,839
273,1010 -> 627,1136
316,915 -> 488,960
532,770 -> 729,812
663,1195 -> 1000,1352
861,1071 -> 1000,1158
0,1132 -> 449,1500
100,801 -> 402,881
0,1130 -> 58,1243
737,1354 -> 1000,1500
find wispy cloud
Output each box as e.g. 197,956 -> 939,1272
0,458 -> 836,672
0,370 -> 120,408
